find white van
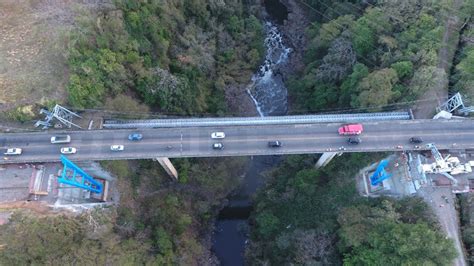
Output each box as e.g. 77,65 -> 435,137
4,148 -> 22,155
51,135 -> 71,144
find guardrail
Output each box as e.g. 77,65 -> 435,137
103,111 -> 411,129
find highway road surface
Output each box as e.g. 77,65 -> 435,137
1,119 -> 473,164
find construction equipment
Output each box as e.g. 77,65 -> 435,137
59,155 -> 103,194
370,159 -> 393,186
436,92 -> 474,116
421,143 -> 473,185
35,105 -> 81,129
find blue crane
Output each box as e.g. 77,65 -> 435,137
59,155 -> 103,194
370,159 -> 392,186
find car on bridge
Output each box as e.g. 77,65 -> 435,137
213,143 -> 224,150
128,133 -> 143,141
110,145 -> 124,151
338,124 -> 363,135
4,148 -> 22,155
348,137 -> 361,144
268,141 -> 282,148
409,137 -> 423,144
60,147 -> 77,154
211,132 -> 225,139
51,135 -> 71,144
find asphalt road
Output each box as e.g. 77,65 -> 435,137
1,119 -> 473,164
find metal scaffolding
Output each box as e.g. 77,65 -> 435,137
59,155 -> 103,194
437,93 -> 474,114
35,105 -> 81,129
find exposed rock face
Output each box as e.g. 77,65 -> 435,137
225,84 -> 260,116
278,0 -> 310,77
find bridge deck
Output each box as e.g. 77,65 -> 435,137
1,119 -> 472,164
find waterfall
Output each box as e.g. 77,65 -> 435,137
247,21 -> 291,117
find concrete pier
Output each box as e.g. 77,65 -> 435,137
315,152 -> 338,168
156,157 -> 178,180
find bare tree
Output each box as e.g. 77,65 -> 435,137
316,35 -> 356,83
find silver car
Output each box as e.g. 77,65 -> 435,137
110,145 -> 124,151
60,147 -> 77,154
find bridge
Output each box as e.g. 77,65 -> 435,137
1,118 -> 473,165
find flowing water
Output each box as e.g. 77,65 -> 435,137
247,21 -> 291,117
212,6 -> 291,266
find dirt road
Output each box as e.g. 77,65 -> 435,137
413,0 -> 464,119
418,187 -> 467,266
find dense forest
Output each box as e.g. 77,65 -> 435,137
452,16 -> 474,98
288,0 -> 473,112
66,0 -> 264,114
245,154 -> 456,264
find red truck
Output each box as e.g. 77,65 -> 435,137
338,124 -> 363,135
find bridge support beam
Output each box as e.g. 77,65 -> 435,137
155,157 -> 178,180
315,152 -> 338,168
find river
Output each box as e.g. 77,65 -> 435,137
211,2 -> 290,264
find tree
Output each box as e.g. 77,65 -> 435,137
67,73 -> 106,108
140,68 -> 194,114
255,211 -> 280,239
339,63 -> 369,106
409,66 -> 447,98
0,213 -> 82,265
318,15 -> 355,47
105,95 -> 150,116
343,222 -> 456,266
293,230 -> 334,265
353,68 -> 399,107
316,36 -> 356,83
338,200 -> 456,266
454,49 -> 474,95
351,17 -> 375,57
391,61 -> 414,79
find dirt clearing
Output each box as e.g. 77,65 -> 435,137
0,0 -> 109,111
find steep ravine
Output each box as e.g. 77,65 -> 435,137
211,1 -> 307,265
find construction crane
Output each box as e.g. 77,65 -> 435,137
370,159 -> 392,186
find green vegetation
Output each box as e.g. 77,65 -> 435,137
0,210 -> 152,265
66,0 -> 264,115
459,194 -> 474,263
246,154 -> 456,264
289,1 -> 447,112
453,25 -> 474,98
0,157 -> 246,264
1,105 -> 36,123
2,1 -> 261,264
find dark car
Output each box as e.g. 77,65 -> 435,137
348,137 -> 361,144
409,137 -> 423,144
128,133 -> 143,141
268,141 -> 282,148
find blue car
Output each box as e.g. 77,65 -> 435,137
128,133 -> 143,141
